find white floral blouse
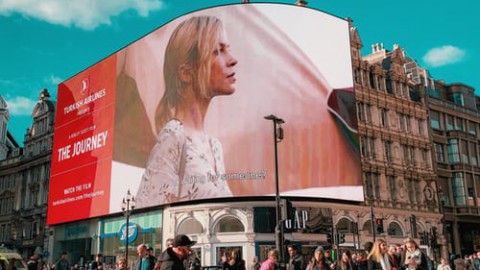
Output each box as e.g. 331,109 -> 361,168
135,119 -> 232,208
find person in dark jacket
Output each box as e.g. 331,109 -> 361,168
159,234 -> 196,270
91,254 -> 103,270
288,245 -> 306,270
223,250 -> 245,270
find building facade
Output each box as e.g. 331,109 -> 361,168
349,23 -> 445,258
426,81 -> 480,255
0,89 -> 55,260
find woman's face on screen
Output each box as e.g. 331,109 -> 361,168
209,31 -> 238,96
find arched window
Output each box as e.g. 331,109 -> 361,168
215,216 -> 245,233
177,218 -> 203,234
362,220 -> 373,235
387,221 -> 404,237
336,217 -> 352,233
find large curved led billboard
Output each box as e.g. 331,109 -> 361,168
48,3 -> 362,225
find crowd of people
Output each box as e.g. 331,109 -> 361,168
21,236 -> 480,270
254,239 -> 480,270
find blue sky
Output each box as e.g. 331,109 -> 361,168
0,0 -> 478,144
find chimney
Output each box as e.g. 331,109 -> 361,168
296,0 -> 308,6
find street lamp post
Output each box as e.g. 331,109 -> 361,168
121,189 -> 135,268
264,114 -> 285,263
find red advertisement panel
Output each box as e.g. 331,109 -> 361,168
48,55 -> 116,225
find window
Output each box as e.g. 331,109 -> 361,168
385,141 -> 392,163
422,149 -> 430,168
388,176 -> 396,201
378,76 -> 385,91
403,145 -> 409,164
435,143 -> 445,163
453,92 -> 465,106
418,119 -> 425,135
387,222 -> 404,237
357,103 -> 365,122
430,111 -> 440,129
456,118 -> 464,131
406,116 -> 412,133
360,136 -> 367,158
215,216 -> 245,233
399,114 -> 405,131
410,146 -> 416,164
360,136 -> 375,159
446,115 -> 454,131
365,173 -> 379,199
469,142 -> 478,166
336,217 -> 353,233
448,139 -> 460,163
461,140 -> 469,164
468,121 -> 477,135
354,69 -> 361,85
381,109 -> 388,127
466,174 -> 475,206
366,104 -> 372,123
178,218 -> 203,234
452,172 -> 467,206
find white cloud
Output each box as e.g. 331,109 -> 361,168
0,0 -> 163,30
4,96 -> 37,116
422,45 -> 466,67
45,74 -> 63,85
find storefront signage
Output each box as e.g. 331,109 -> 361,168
119,222 -> 138,244
65,225 -> 88,237
285,210 -> 308,230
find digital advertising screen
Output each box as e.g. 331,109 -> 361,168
47,3 -> 362,225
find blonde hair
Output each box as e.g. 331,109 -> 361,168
156,16 -> 224,133
367,239 -> 387,263
268,249 -> 280,261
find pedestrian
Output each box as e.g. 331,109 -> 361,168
223,250 -> 245,270
250,257 -> 261,270
27,254 -> 40,270
188,251 -> 201,270
115,258 -> 127,270
437,258 -> 452,270
55,252 -> 70,270
400,238 -> 428,270
454,259 -> 466,270
335,250 -> 357,270
473,253 -> 480,270
158,234 -> 196,270
288,245 -> 306,270
260,250 -> 279,270
91,254 -> 103,270
166,239 -> 174,250
306,247 -> 330,270
366,239 -> 390,270
135,244 -> 157,270
387,245 -> 400,269
147,247 -> 158,265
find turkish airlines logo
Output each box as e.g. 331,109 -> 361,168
81,77 -> 90,95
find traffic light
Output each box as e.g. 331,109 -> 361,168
327,233 -> 333,244
375,218 -> 384,234
281,199 -> 294,221
420,232 -> 428,245
339,233 -> 346,244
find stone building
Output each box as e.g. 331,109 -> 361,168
349,22 -> 445,258
0,89 -> 55,259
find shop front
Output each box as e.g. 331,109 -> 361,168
100,210 -> 163,269
51,219 -> 99,266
